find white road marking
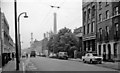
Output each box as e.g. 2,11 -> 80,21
22,62 -> 25,72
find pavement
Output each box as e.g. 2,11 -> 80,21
69,58 -> 120,70
1,58 -> 25,73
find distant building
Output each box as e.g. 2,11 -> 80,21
96,1 -> 120,61
73,27 -> 83,51
82,2 -> 97,53
42,38 -> 49,56
30,39 -> 43,54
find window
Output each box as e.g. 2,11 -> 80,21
114,7 -> 118,16
115,23 -> 119,38
99,2 -> 102,10
92,5 -> 95,18
99,28 -> 102,35
83,25 -> 85,35
106,26 -> 109,35
106,1 -> 109,6
116,23 -> 119,31
85,25 -> 87,34
83,11 -> 87,22
99,45 -> 101,55
99,28 -> 102,41
88,8 -> 91,20
99,14 -> 102,22
106,10 -> 109,19
91,21 -> 95,32
87,24 -> 90,34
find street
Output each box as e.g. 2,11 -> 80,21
24,57 -> 117,71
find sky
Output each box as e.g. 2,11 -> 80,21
1,0 -> 82,49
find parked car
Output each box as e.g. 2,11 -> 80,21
82,53 -> 103,64
30,51 -> 36,57
49,53 -> 57,58
58,52 -> 68,60
22,54 -> 26,58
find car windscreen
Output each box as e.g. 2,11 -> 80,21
64,53 -> 67,55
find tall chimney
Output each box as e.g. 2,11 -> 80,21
54,12 -> 57,34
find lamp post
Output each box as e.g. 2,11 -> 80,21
14,0 -> 19,70
18,12 -> 28,59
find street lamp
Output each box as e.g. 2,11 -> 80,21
18,12 -> 28,60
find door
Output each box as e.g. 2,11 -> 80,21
108,44 -> 111,60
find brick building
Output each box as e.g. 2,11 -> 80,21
97,1 -> 120,61
73,27 -> 83,51
82,2 -> 97,53
30,39 -> 43,54
0,10 -> 1,53
1,12 -> 15,66
1,12 -> 10,53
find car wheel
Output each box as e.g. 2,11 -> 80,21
98,61 -> 102,64
65,57 -> 68,60
90,59 -> 93,64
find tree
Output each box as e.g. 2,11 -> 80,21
47,27 -> 79,57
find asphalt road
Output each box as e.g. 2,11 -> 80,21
24,57 -> 117,71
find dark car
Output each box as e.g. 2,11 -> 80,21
30,51 -> 36,57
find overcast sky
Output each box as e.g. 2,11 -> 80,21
1,0 -> 82,49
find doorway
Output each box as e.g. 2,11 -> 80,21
108,44 -> 111,60
103,44 -> 106,61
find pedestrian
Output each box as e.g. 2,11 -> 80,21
26,53 -> 28,58
12,53 -> 14,60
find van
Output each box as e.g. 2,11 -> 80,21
58,52 -> 68,60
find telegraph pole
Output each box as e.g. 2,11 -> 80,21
14,0 -> 19,70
